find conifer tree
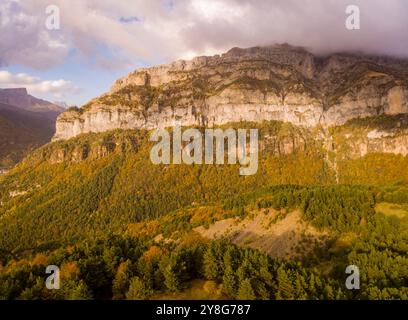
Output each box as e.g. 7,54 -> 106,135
276,267 -> 294,300
126,277 -> 152,300
222,266 -> 237,298
236,278 -> 256,300
203,249 -> 219,280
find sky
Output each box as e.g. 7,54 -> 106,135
0,0 -> 407,106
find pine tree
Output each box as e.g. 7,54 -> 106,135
294,277 -> 307,299
112,260 -> 133,299
253,280 -> 269,300
68,281 -> 92,300
324,284 -> 334,300
203,249 -> 219,280
160,256 -> 181,292
18,278 -> 45,300
258,256 -> 273,286
126,277 -> 152,300
222,266 -> 237,298
236,278 -> 256,300
276,267 -> 294,300
112,269 -> 130,299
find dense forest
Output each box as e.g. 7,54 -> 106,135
1,184 -> 407,300
0,120 -> 407,300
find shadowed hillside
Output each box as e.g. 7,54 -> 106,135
0,102 -> 57,168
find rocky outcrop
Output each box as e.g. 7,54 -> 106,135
335,127 -> 408,159
35,131 -> 139,164
329,114 -> 408,159
54,45 -> 408,141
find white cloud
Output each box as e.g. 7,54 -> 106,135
0,0 -> 69,69
0,70 -> 81,99
1,0 -> 408,71
190,0 -> 247,23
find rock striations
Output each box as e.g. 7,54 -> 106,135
54,44 -> 408,141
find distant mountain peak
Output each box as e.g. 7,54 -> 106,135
53,101 -> 69,109
0,87 -> 28,95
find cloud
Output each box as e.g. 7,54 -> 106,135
1,0 -> 408,71
0,70 -> 81,100
0,0 -> 69,69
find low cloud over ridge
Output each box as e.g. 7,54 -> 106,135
0,0 -> 407,71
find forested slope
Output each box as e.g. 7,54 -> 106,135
0,119 -> 407,300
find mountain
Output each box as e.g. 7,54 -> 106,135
54,44 -> 408,140
0,88 -> 64,116
53,101 -> 69,109
0,89 -> 64,167
0,45 -> 407,300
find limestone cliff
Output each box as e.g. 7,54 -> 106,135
54,44 -> 408,141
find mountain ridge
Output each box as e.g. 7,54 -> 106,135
54,44 -> 408,141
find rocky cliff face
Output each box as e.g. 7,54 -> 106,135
54,44 -> 408,141
330,114 -> 408,159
